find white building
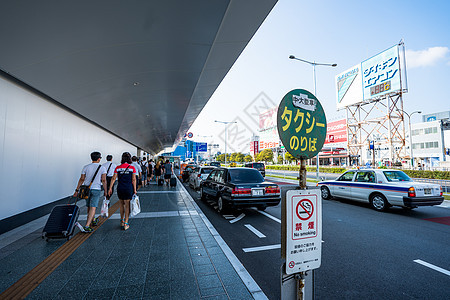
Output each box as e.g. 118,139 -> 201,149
411,120 -> 449,169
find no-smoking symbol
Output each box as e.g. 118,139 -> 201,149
296,199 -> 314,220
288,261 -> 295,268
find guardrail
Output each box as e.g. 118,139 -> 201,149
412,178 -> 450,193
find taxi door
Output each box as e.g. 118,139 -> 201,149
333,171 -> 356,199
351,171 -> 377,202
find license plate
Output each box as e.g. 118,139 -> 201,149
252,189 -> 264,196
424,188 -> 432,195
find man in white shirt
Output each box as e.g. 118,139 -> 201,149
148,159 -> 155,182
131,156 -> 142,190
102,155 -> 117,200
140,157 -> 149,186
73,152 -> 107,232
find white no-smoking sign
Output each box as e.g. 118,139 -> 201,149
286,189 -> 322,274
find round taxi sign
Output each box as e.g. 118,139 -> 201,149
277,89 -> 327,159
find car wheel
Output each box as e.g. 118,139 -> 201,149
321,186 -> 331,200
217,196 -> 228,213
370,194 -> 389,211
200,187 -> 206,201
257,205 -> 267,211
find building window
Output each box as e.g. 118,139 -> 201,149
424,127 -> 438,134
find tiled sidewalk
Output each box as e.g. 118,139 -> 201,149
0,181 -> 265,299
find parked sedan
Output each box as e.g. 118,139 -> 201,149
189,166 -> 216,190
200,167 -> 281,212
317,169 -> 444,211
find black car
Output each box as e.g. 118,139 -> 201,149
209,162 -> 221,167
244,162 -> 265,177
200,167 -> 280,212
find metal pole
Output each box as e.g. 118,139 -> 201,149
225,125 -> 227,166
409,116 -> 414,169
313,63 -> 320,182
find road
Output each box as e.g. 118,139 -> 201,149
183,176 -> 450,299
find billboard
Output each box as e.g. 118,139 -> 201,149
259,107 -> 280,150
336,43 -> 405,109
324,119 -> 347,146
362,44 -> 401,100
336,65 -> 362,110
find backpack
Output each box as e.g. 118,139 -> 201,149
140,162 -> 147,173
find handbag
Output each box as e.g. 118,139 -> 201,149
78,165 -> 101,199
130,194 -> 141,217
100,197 -> 110,217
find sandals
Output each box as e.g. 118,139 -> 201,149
120,218 -> 130,230
123,222 -> 130,231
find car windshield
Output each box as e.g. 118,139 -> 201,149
253,163 -> 264,169
229,169 -> 264,183
201,168 -> 215,174
383,171 -> 412,182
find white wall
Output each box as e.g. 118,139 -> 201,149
0,76 -> 137,220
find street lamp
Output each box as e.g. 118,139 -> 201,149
401,110 -> 422,169
215,120 -> 237,165
289,55 -> 337,181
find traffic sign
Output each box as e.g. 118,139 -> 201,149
286,189 -> 322,274
277,89 -> 327,159
197,142 -> 207,152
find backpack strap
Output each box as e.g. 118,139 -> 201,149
106,162 -> 112,176
88,165 -> 102,188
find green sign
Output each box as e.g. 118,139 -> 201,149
277,89 -> 327,159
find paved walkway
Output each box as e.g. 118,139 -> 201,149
0,180 -> 266,299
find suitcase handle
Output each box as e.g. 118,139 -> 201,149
67,196 -> 79,206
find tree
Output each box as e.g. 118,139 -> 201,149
277,155 -> 283,164
244,155 -> 253,162
235,152 -> 245,163
285,152 -> 296,163
258,149 -> 273,163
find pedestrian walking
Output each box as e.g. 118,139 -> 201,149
102,155 -> 116,200
131,156 -> 142,190
140,157 -> 148,186
163,159 -> 173,185
148,159 -> 154,182
154,160 -> 162,182
108,152 -> 137,231
73,152 -> 107,233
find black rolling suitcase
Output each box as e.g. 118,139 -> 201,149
158,178 -> 164,186
42,199 -> 80,241
170,175 -> 177,187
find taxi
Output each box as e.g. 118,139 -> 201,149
317,169 -> 444,211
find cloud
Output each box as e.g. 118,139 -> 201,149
406,46 -> 449,68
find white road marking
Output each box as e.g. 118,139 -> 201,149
243,244 -> 281,253
414,259 -> 450,276
256,210 -> 281,223
230,213 -> 245,224
223,215 -> 235,220
138,191 -> 178,194
244,224 -> 266,238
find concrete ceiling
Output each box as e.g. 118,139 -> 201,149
0,0 -> 277,154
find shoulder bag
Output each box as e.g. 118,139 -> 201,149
78,165 -> 101,199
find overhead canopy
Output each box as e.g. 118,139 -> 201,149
0,0 -> 277,154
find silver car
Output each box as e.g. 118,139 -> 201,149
318,169 -> 444,211
189,166 -> 216,190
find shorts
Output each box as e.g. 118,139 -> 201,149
86,189 -> 101,208
117,189 -> 134,200
142,172 -> 147,181
164,174 -> 172,180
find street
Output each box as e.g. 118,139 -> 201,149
183,176 -> 450,299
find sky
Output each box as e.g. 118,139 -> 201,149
186,0 -> 450,155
